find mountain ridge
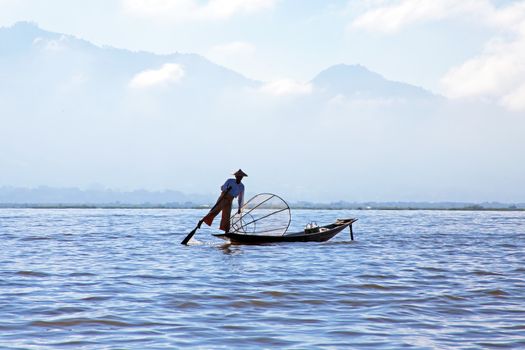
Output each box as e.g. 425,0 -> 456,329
1,21 -> 436,98
312,63 -> 436,99
0,21 -> 257,88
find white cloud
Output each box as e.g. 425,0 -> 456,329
502,82 -> 525,111
259,79 -> 313,96
489,1 -> 525,31
121,0 -> 276,22
439,2 -> 525,110
350,0 -> 493,33
441,38 -> 525,98
351,0 -> 525,111
129,63 -> 185,89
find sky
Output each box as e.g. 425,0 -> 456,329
1,0 -> 525,202
0,0 -> 524,106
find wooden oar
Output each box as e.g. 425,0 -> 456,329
181,186 -> 231,245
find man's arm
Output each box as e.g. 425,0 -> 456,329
237,189 -> 244,214
221,179 -> 231,192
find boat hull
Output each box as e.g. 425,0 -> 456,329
213,218 -> 357,244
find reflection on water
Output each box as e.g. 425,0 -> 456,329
0,208 -> 524,349
216,243 -> 243,255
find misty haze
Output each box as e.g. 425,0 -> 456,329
2,22 -> 523,204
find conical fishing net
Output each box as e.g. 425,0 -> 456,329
230,193 -> 291,236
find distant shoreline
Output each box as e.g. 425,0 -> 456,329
2,187 -> 524,211
0,204 -> 523,211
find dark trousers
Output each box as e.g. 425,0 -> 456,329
202,193 -> 233,232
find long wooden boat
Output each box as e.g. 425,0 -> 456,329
213,218 -> 357,244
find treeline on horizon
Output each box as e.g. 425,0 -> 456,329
1,186 -> 523,210
0,202 -> 523,211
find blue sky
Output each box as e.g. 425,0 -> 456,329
1,0 -> 524,107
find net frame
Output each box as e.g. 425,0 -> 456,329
230,193 -> 291,236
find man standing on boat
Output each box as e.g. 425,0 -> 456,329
198,169 -> 247,233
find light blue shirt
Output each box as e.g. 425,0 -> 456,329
221,178 -> 245,208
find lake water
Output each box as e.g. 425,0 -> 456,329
1,209 -> 524,349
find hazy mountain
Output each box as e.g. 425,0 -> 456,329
1,22 -> 523,203
0,21 -> 256,99
312,64 -> 436,99
1,22 -> 435,104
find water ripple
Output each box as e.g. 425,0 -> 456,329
0,208 -> 524,349
30,318 -> 134,328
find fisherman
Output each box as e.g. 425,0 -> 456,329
198,169 -> 247,233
